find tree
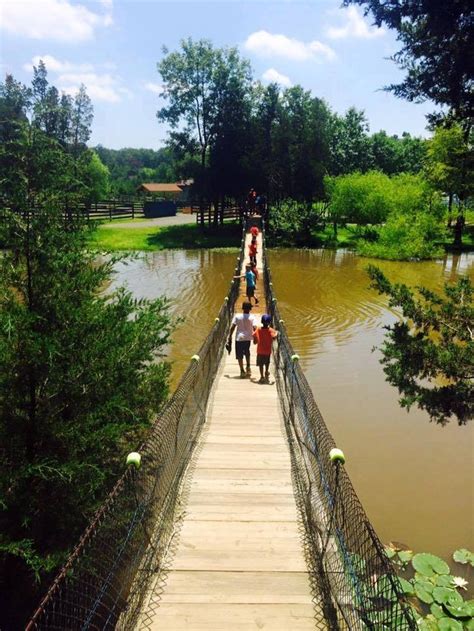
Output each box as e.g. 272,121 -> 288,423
344,0 -> 474,126
80,150 -> 110,202
425,124 -> 474,244
157,38 -> 252,201
367,266 -> 473,425
70,84 -> 93,157
325,171 -> 394,231
329,107 -> 373,175
0,70 -> 174,627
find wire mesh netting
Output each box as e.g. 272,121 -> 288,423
261,227 -> 417,631
27,222 -> 416,630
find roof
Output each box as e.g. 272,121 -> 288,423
139,183 -> 182,193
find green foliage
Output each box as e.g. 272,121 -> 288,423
0,64 -> 175,626
367,267 -> 473,424
267,199 -> 326,246
384,545 -> 473,630
325,170 -> 394,225
358,212 -> 445,260
453,550 -> 474,567
94,146 -> 182,196
328,172 -> 447,260
0,206 -> 174,625
80,150 -> 110,202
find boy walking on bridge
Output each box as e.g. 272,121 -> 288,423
234,264 -> 259,305
253,314 -> 278,383
228,301 -> 257,378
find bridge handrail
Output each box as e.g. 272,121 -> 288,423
26,231 -> 247,630
261,226 -> 417,630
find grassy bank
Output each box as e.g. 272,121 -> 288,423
89,222 -> 242,251
89,218 -> 474,255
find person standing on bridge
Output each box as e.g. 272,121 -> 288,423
234,264 -> 259,306
228,301 -> 257,378
249,237 -> 258,266
253,314 -> 278,383
250,225 -> 259,239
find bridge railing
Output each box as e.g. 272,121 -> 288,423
26,232 -> 247,630
261,230 -> 417,630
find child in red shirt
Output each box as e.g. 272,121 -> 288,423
249,238 -> 257,265
250,226 -> 259,238
253,314 -> 278,383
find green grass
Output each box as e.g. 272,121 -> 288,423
89,222 -> 243,251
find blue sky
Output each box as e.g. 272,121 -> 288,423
1,0 -> 435,149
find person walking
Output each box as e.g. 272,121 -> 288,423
228,301 -> 257,378
253,314 -> 278,383
234,264 -> 259,305
249,237 -> 257,266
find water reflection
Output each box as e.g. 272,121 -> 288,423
110,249 -> 237,383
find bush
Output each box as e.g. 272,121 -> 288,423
358,211 -> 445,260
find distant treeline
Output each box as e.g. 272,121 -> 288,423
95,104 -> 426,200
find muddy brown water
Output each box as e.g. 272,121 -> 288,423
112,248 -> 473,569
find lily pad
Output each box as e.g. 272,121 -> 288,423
437,618 -> 463,631
434,575 -> 454,588
398,577 -> 415,595
452,548 -> 474,567
430,603 -> 444,619
398,550 -> 414,563
412,553 -> 450,577
432,587 -> 462,606
389,541 -> 411,551
414,580 -> 434,604
443,600 -> 474,619
385,546 -> 396,559
417,615 -> 441,631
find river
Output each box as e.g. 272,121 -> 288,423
111,247 -> 474,568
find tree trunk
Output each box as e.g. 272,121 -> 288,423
447,192 -> 453,228
453,212 -> 465,248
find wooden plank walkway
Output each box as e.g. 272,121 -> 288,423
138,228 -> 320,630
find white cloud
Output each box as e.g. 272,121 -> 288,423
21,54 -> 127,103
244,30 -> 336,62
58,72 -> 129,103
262,68 -> 292,87
23,55 -> 93,73
0,0 -> 113,42
144,82 -> 163,95
326,6 -> 385,40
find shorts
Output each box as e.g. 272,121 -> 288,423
256,354 -> 270,368
246,286 -> 255,298
235,340 -> 251,360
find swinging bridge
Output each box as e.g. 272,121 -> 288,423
27,222 -> 416,631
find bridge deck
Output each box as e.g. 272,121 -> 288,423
138,230 -> 319,630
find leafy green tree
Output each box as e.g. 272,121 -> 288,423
0,205 -> 173,628
344,0 -> 473,126
80,150 -> 110,202
425,124 -> 474,244
0,69 -> 174,627
325,171 -> 394,230
329,107 -> 373,175
357,173 -> 446,260
158,38 -> 252,201
369,131 -> 426,175
367,266 -> 473,425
